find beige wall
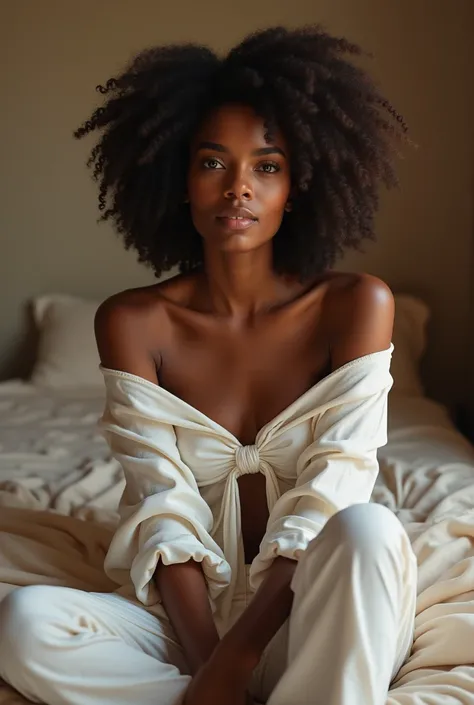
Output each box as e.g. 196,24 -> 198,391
2,0 -> 473,407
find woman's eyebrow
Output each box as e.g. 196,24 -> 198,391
197,141 -> 228,152
197,141 -> 286,158
253,146 -> 286,158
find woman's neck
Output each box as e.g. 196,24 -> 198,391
202,245 -> 285,321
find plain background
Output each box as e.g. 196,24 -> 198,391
1,0 -> 473,408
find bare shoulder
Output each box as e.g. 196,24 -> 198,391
322,272 -> 394,369
324,271 -> 393,316
94,274 -> 189,380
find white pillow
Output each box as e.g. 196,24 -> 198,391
390,294 -> 430,397
31,294 -> 102,389
30,292 -> 429,394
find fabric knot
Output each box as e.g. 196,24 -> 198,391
235,445 -> 261,474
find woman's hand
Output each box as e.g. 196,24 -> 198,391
183,639 -> 257,705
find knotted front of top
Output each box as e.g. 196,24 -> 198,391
235,444 -> 260,475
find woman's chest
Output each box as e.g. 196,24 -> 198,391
159,314 -> 328,445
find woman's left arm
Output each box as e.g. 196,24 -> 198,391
184,556 -> 296,705
211,275 -> 395,674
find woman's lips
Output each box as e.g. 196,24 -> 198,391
216,216 -> 258,231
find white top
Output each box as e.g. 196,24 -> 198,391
100,344 -> 393,629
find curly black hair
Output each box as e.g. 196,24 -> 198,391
74,25 -> 409,280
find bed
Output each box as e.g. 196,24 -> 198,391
1,292 -> 474,704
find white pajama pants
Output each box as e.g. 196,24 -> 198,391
0,503 -> 417,705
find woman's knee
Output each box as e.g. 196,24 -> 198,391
0,585 -> 60,673
293,504 -> 415,598
334,502 -> 403,543
307,503 -> 406,558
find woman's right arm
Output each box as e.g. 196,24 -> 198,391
95,295 -> 221,674
155,562 -> 220,673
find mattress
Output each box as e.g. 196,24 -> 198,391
0,381 -> 474,703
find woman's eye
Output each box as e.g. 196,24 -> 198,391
257,162 -> 280,173
203,158 -> 224,169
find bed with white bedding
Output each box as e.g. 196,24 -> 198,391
1,292 -> 474,704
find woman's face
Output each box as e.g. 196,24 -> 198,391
187,104 -> 291,253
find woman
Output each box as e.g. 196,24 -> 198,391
0,25 -> 417,705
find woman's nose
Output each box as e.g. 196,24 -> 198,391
224,187 -> 252,200
224,172 -> 253,200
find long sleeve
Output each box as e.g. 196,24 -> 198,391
250,352 -> 393,590
99,371 -> 231,607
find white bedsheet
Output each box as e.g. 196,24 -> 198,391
0,381 -> 474,703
